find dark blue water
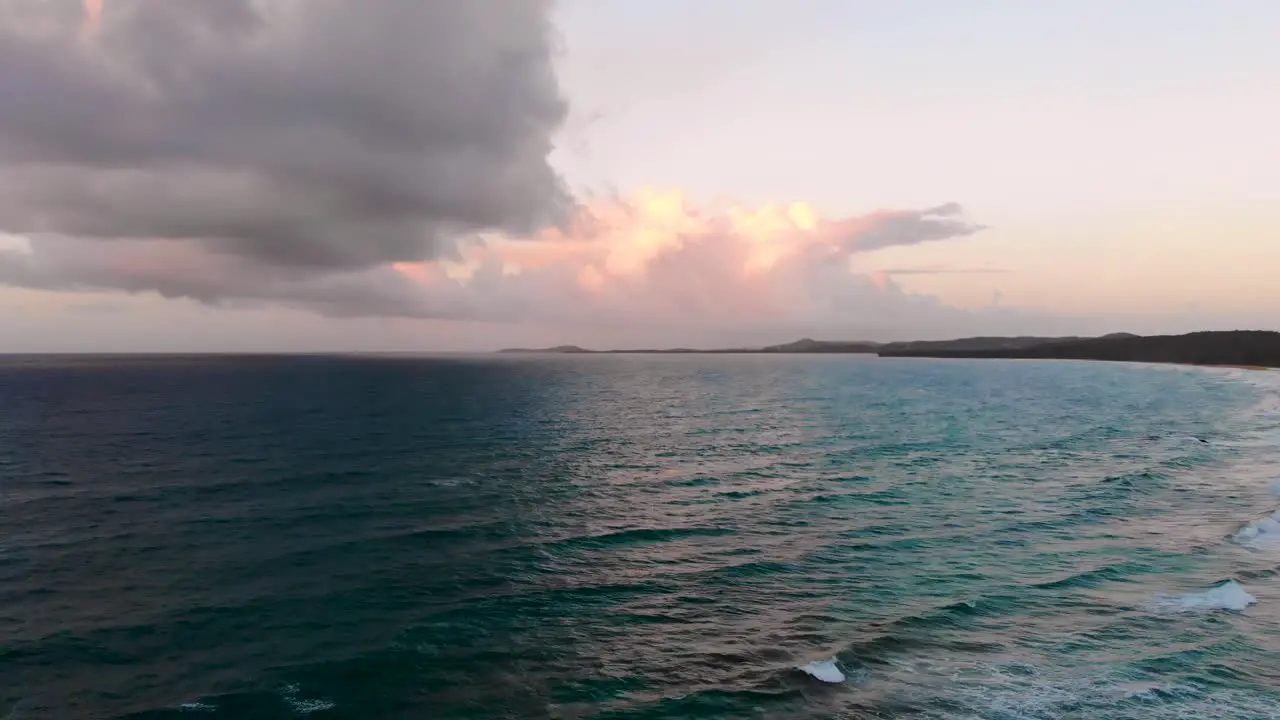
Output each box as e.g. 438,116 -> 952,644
3,355 -> 1280,719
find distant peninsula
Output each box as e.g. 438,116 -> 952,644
498,338 -> 883,355
498,330 -> 1280,368
878,330 -> 1280,368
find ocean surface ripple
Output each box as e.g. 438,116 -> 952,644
2,355 -> 1279,719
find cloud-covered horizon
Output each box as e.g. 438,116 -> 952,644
0,0 -> 1006,344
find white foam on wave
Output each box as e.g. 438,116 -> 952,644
1153,580 -> 1256,613
280,684 -> 336,715
797,657 -> 845,683
289,698 -> 336,714
1234,509 -> 1280,549
179,703 -> 216,713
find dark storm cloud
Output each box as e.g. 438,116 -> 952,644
0,0 -> 570,270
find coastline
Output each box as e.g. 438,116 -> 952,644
499,330 -> 1280,368
1192,364 -> 1278,371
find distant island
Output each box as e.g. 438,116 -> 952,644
499,330 -> 1280,368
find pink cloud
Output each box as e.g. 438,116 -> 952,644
80,0 -> 103,40
386,189 -> 987,337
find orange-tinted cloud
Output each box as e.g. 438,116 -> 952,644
381,189 -> 986,338
80,0 -> 103,40
401,189 -> 978,287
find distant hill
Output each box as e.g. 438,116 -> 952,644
878,333 -> 1141,356
879,336 -> 1085,355
878,330 -> 1280,368
759,338 -> 882,354
497,345 -> 591,354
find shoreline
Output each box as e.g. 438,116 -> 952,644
1191,364 -> 1278,371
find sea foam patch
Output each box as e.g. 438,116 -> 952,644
1152,580 -> 1256,613
280,684 -> 336,715
1234,510 -> 1280,549
797,657 -> 845,683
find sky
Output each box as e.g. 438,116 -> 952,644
1,0 -> 1277,352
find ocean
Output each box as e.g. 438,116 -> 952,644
2,354 -> 1279,719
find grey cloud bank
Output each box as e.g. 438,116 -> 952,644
0,0 -> 569,269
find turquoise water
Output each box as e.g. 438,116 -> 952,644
2,355 -> 1279,718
